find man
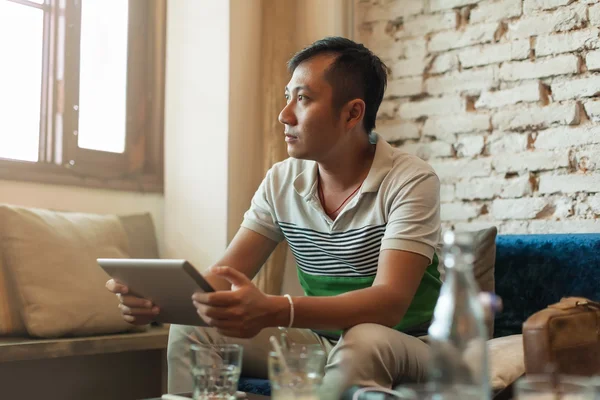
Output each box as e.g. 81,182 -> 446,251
106,36 -> 442,397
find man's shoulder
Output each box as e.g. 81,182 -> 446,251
388,147 -> 438,180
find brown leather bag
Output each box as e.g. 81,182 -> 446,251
522,297 -> 600,376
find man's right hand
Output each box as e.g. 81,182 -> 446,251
105,279 -> 160,325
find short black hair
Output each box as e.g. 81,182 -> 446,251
287,36 -> 388,134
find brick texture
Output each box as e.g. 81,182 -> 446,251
507,4 -> 587,39
491,102 -> 579,131
500,55 -> 580,81
476,83 -> 543,109
471,0 -> 523,24
535,28 -> 600,57
358,0 -> 600,232
459,41 -> 530,68
429,23 -> 500,52
396,13 -> 458,39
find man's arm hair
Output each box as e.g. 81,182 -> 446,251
203,227 -> 279,291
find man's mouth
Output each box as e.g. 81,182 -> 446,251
285,134 -> 298,142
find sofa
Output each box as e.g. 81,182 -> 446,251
239,231 -> 600,399
0,204 -> 169,400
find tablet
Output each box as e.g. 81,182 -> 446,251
98,258 -> 215,326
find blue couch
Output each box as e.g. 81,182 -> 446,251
239,233 -> 600,397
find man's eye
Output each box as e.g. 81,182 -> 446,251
298,95 -> 305,101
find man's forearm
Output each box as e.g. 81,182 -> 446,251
269,286 -> 408,330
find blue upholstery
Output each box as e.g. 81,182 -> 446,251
240,233 -> 600,395
494,233 -> 600,338
238,377 -> 271,396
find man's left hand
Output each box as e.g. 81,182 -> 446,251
192,266 -> 276,338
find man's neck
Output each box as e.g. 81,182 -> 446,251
317,135 -> 375,193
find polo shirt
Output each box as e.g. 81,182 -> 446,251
241,134 -> 442,335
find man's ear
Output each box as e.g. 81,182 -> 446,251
345,99 -> 365,128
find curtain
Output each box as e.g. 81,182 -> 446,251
251,0 -> 297,295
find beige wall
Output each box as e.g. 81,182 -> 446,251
0,179 -> 164,254
355,0 -> 600,234
163,1 -> 231,269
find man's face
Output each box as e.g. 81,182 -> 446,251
278,54 -> 346,161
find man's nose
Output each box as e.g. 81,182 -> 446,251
278,102 -> 297,126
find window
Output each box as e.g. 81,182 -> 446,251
0,0 -> 165,192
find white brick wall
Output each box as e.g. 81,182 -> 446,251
376,120 -> 420,142
396,12 -> 458,38
585,50 -> 600,71
499,55 -> 580,81
423,114 -> 490,141
492,150 -> 570,172
535,28 -> 600,56
551,76 -> 600,100
476,82 -> 543,109
507,4 -> 587,38
491,198 -> 548,219
430,0 -> 480,12
387,77 -> 423,98
429,23 -> 500,52
491,102 -> 579,131
458,41 -> 530,68
487,131 -> 529,154
398,95 -> 466,119
523,0 -> 575,13
357,0 -> 600,234
471,0 -> 523,24
425,66 -> 499,95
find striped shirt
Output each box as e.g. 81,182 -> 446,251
241,134 -> 442,334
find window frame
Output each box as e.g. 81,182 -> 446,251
0,0 -> 166,193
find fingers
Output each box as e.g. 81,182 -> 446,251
192,291 -> 241,306
193,301 -> 241,320
118,303 -> 160,317
106,279 -> 129,294
118,294 -> 153,308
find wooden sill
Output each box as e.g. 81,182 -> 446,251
0,159 -> 163,194
0,325 -> 169,363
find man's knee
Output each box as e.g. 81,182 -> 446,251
331,323 -> 430,383
338,323 -> 396,358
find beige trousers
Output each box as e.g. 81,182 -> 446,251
167,323 -> 430,398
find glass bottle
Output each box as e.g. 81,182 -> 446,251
427,230 -> 491,400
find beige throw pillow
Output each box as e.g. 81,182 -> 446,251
0,205 -> 136,338
0,255 -> 27,336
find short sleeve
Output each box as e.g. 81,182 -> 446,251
241,168 -> 285,243
380,172 -> 441,262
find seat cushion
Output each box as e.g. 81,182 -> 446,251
488,334 -> 525,391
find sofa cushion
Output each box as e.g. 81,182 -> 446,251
494,233 -> 600,338
0,205 -> 136,338
118,213 -> 160,259
0,255 -> 27,336
488,334 -> 525,390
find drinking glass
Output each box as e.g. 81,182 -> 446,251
191,343 -> 243,400
268,343 -> 326,400
515,375 -> 594,400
